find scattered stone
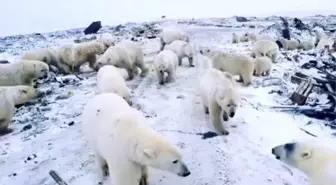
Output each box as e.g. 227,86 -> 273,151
21,124 -> 32,132
236,16 -> 248,22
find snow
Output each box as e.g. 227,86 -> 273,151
0,18 -> 335,185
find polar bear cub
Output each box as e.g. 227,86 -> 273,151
200,48 -> 255,86
154,50 -> 179,85
251,40 -> 279,63
96,65 -> 132,105
0,60 -> 49,87
272,140 -> 336,185
199,68 -> 240,135
253,56 -> 272,76
164,40 -> 194,67
160,28 -> 189,51
82,93 -> 191,185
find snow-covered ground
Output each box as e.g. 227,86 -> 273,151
0,18 -> 335,185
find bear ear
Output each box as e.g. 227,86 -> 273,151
143,148 -> 157,159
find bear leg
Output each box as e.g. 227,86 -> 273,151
236,75 -> 244,82
94,151 -> 109,180
165,70 -> 175,83
107,160 -> 142,185
178,57 -> 183,66
135,57 -> 149,77
0,120 -> 12,136
87,54 -> 97,70
156,71 -> 165,85
160,38 -> 165,51
265,69 -> 271,76
209,102 -> 229,135
139,165 -> 148,185
203,106 -> 209,114
270,53 -> 278,63
188,56 -> 195,67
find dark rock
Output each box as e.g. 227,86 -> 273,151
249,25 -> 256,28
161,15 -> 166,19
21,124 -> 32,132
83,21 -> 102,35
0,60 -> 9,64
282,29 -> 290,40
236,16 -> 248,22
146,35 -> 156,39
68,121 -> 75,126
293,18 -> 308,30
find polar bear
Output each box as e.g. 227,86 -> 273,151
272,140 -> 336,185
21,48 -> 59,72
99,32 -> 115,49
232,33 -> 239,43
200,48 -> 254,85
82,93 -> 191,185
251,40 -> 279,63
299,40 -> 315,51
154,50 -> 179,85
277,38 -> 300,50
0,85 -> 42,106
0,60 -> 49,87
199,68 -> 239,135
96,65 -> 132,105
55,41 -> 105,74
0,92 -> 14,135
253,56 -> 272,76
313,29 -> 328,47
316,37 -> 334,50
94,40 -> 149,80
160,28 -> 189,51
164,40 -> 194,67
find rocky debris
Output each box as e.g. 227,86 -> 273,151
0,60 -> 9,63
73,35 -> 97,43
235,16 -> 248,22
83,21 -> 102,35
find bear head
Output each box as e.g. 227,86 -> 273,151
21,60 -> 49,80
214,87 -> 239,121
7,85 -> 43,105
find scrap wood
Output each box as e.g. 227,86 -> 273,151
299,128 -> 317,137
49,170 -> 68,185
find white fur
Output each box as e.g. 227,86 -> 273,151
253,56 -> 272,76
232,33 -> 239,43
154,50 -> 179,85
279,38 -> 300,50
164,40 -> 194,67
299,40 -> 315,50
96,65 -> 132,105
160,28 -> 189,50
316,37 -> 334,50
200,48 -> 255,85
0,85 -> 40,105
251,40 -> 279,63
82,93 -> 191,184
95,40 -> 148,80
0,60 -> 49,87
21,48 -> 59,68
99,32 -> 115,48
199,68 -> 240,135
0,91 -> 14,134
314,29 -> 328,47
272,139 -> 336,185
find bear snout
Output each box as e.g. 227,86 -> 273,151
178,163 -> 191,177
271,146 -> 282,160
229,112 -> 235,118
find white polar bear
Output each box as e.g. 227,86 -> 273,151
0,60 -> 49,87
0,85 -> 42,105
82,93 -> 191,185
232,33 -> 239,43
299,40 -> 315,51
316,37 -> 334,50
272,140 -> 336,185
21,48 -> 59,72
277,38 -> 300,50
0,92 -> 14,135
55,40 -> 105,74
96,65 -> 132,105
253,56 -> 272,76
200,48 -> 255,86
164,40 -> 194,67
99,32 -> 115,49
154,50 -> 179,85
251,40 -> 279,63
199,68 -> 239,135
160,28 -> 189,51
94,40 -> 149,80
313,29 -> 328,47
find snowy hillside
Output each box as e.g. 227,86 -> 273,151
0,16 -> 335,185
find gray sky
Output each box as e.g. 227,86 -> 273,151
0,0 -> 335,36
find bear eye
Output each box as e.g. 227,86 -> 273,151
21,90 -> 27,94
207,49 -> 210,52
301,152 -> 309,158
172,160 -> 178,164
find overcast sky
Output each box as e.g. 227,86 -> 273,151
0,0 -> 335,36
